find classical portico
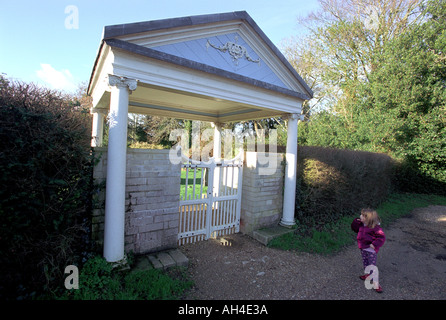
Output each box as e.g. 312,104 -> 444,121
88,11 -> 313,262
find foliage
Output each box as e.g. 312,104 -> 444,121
127,115 -> 192,148
61,256 -> 193,300
269,193 -> 446,254
0,75 -> 94,299
293,0 -> 446,193
128,141 -> 168,149
296,146 -> 394,228
283,0 -> 424,115
364,0 -> 446,187
126,115 -> 288,157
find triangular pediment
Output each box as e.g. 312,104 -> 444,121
102,11 -> 313,100
152,32 -> 288,90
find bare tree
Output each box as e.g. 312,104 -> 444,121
282,0 -> 425,117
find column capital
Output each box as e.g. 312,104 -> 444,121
282,113 -> 299,121
108,74 -> 137,91
90,107 -> 109,116
211,122 -> 223,128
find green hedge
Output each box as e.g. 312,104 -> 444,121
296,146 -> 394,228
0,76 -> 93,299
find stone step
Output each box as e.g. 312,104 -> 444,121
252,225 -> 295,245
133,248 -> 189,271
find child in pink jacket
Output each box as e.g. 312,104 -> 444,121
351,208 -> 386,293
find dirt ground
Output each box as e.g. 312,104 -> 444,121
181,205 -> 446,300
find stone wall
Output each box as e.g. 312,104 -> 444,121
92,148 -> 285,253
92,148 -> 180,254
240,152 -> 285,235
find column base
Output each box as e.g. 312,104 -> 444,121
110,254 -> 130,271
279,219 -> 296,228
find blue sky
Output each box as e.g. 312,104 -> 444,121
0,0 -> 320,94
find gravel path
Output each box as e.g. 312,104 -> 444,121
181,205 -> 446,300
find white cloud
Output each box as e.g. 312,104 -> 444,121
36,63 -> 77,92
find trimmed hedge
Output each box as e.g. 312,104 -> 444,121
0,77 -> 93,299
296,146 -> 394,228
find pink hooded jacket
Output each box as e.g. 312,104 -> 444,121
351,218 -> 386,253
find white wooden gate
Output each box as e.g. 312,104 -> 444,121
178,152 -> 243,245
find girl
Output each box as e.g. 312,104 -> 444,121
351,208 -> 386,293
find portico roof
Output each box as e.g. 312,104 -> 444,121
88,11 -> 313,123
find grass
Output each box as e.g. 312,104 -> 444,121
268,193 -> 446,255
376,193 -> 446,226
180,167 -> 208,199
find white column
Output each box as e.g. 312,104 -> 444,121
212,122 -> 222,197
103,75 -> 137,262
281,113 -> 298,227
212,122 -> 222,161
91,108 -> 106,147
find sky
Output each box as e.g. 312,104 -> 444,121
0,0 -> 321,94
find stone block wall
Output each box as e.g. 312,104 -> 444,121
92,148 -> 180,254
92,148 -> 285,253
240,152 -> 285,235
